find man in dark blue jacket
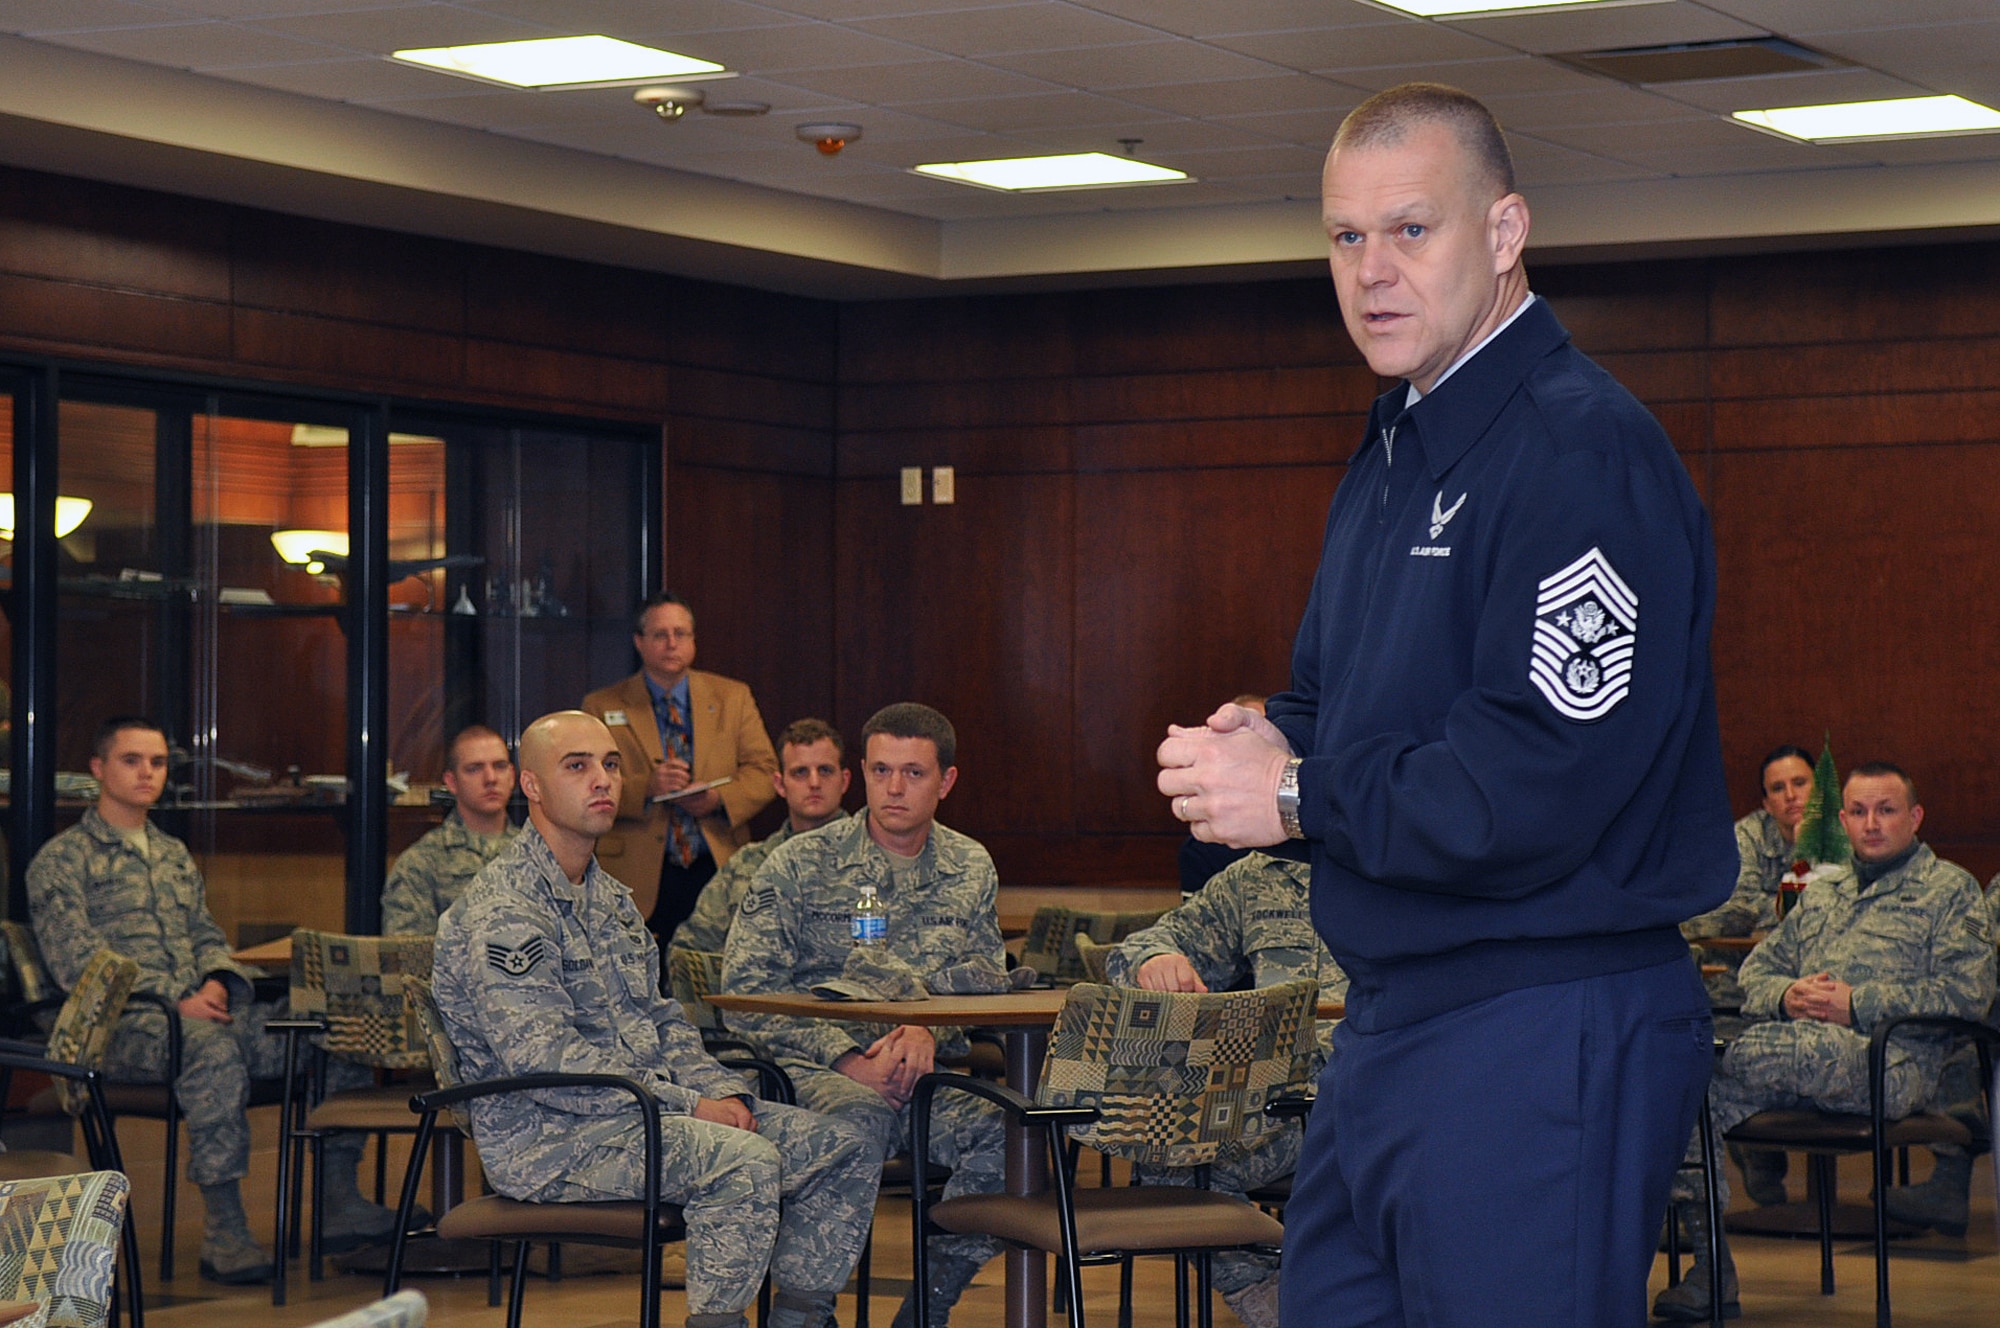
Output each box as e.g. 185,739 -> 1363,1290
1158,83 -> 1734,1325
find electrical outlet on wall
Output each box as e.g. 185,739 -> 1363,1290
900,467 -> 923,505
932,466 -> 955,504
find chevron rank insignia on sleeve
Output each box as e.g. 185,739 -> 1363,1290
1529,547 -> 1637,723
486,936 -> 552,977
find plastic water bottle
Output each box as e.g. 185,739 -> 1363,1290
851,884 -> 887,947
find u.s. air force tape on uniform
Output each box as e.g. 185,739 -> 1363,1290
1530,546 -> 1637,723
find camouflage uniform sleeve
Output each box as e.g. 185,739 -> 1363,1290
926,846 -> 1005,1060
381,846 -> 437,937
1103,872 -> 1247,991
721,850 -> 865,1068
1849,875 -> 1997,1033
173,844 -> 256,998
674,850 -> 752,957
1682,820 -> 1772,940
1737,905 -> 1805,1023
647,991 -> 750,1101
26,836 -> 118,996
454,897 -> 703,1116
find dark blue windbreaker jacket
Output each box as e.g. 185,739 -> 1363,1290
1265,298 -> 1735,1032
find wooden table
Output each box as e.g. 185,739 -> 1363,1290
707,990 -> 1068,1328
230,935 -> 294,967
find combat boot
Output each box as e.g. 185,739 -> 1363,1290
889,1252 -> 983,1328
1729,1143 -> 1789,1207
320,1136 -> 428,1252
1651,1199 -> 1739,1321
200,1225 -> 275,1285
1222,1273 -> 1280,1328
1883,1151 -> 1972,1237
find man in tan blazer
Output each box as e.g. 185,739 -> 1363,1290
583,592 -> 779,942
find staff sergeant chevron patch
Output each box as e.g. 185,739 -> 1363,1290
1529,547 -> 1637,722
486,936 -> 552,978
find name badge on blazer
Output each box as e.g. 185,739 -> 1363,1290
604,710 -> 629,726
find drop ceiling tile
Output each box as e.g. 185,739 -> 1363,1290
682,20 -> 929,71
1157,141 -> 1330,178
1607,132 -> 1877,175
980,39 -> 1280,90
1211,21 -> 1509,72
1481,85 -> 1708,131
1858,132 -> 2000,166
897,88 -> 1150,131
33,19 -> 339,67
5,0 -> 186,31
661,73 -> 868,114
1110,72 -> 1363,118
246,6 -> 549,52
1706,1 -> 2000,38
1505,136 -> 1659,187
849,4 -> 1158,58
758,0 -> 1032,19
1449,1 -> 1766,57
765,56 -> 1054,104
142,0 -> 425,17
1660,65 -> 1928,113
1045,117 -> 1281,153
1532,114 -> 1770,156
1076,0 -> 1395,40
1209,106 -> 1359,147
223,54 -> 474,100
467,0 -> 798,37
1335,56 -> 1606,98
1805,19 -> 2000,95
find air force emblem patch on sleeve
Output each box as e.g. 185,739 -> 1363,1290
1530,547 -> 1637,722
486,936 -> 552,978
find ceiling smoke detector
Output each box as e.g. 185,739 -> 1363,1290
797,122 -> 862,155
634,85 -> 702,119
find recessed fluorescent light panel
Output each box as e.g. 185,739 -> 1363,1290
391,35 -> 726,89
911,153 -> 1189,193
1733,95 -> 2000,143
1370,0 -> 1653,17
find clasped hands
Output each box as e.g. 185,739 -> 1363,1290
835,1025 -> 938,1108
1155,702 -> 1294,847
1782,971 -> 1854,1027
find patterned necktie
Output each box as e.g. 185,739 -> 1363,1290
655,689 -> 700,868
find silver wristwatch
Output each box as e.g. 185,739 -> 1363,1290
1275,757 -> 1304,839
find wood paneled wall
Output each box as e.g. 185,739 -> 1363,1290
4,159 -> 1999,886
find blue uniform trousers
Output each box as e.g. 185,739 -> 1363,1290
1279,956 -> 1712,1327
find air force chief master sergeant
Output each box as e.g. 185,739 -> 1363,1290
1157,84 -> 1735,1326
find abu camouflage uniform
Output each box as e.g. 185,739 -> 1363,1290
432,823 -> 880,1317
26,809 -> 366,1186
1678,842 -> 1997,1205
1681,808 -> 1790,1010
671,814 -> 844,961
722,811 -> 1009,1267
1923,874 -> 2000,1165
380,810 -> 518,936
1104,852 -> 1348,1296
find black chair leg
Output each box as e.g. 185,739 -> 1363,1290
1173,1254 -> 1190,1328
117,1205 -> 146,1328
548,1242 -> 563,1282
507,1240 -> 532,1328
488,1241 -> 504,1307
1697,1099 -> 1723,1328
1874,1140 -> 1893,1328
160,1105 -> 180,1282
309,1136 -> 327,1282
1195,1253 -> 1214,1328
856,1231 -> 873,1328
1812,1154 -> 1836,1295
375,1131 -> 389,1203
1118,1256 -> 1133,1328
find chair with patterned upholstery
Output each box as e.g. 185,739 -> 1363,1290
299,1289 -> 428,1328
268,930 -> 438,1304
909,978 -> 1319,1328
665,947 -> 731,1045
1018,908 -> 1168,986
0,951 -> 144,1328
1069,934 -> 1111,986
0,1171 -> 133,1328
384,976 -> 687,1328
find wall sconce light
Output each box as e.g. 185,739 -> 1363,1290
270,529 -> 349,575
0,494 -> 94,540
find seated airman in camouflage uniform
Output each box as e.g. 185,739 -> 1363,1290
671,717 -> 852,963
1657,763 -> 1998,1321
27,717 -> 391,1284
1103,852 -> 1348,1328
724,702 -> 1009,1328
1880,871 -> 2000,1237
433,711 -> 880,1328
381,724 -> 519,936
1680,743 -> 1815,1205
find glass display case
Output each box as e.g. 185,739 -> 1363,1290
2,365 -> 656,937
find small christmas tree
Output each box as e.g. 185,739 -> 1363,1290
1790,737 -> 1850,866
